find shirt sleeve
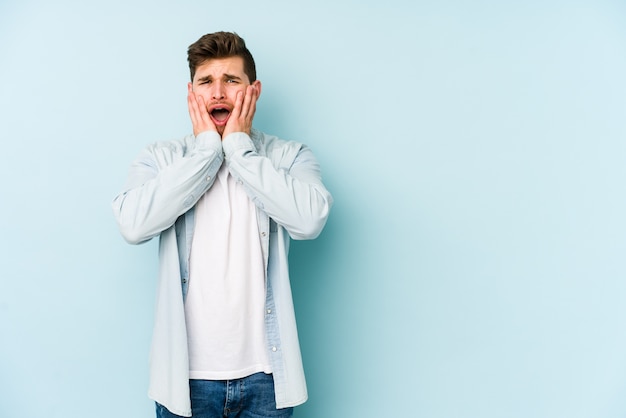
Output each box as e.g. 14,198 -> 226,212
222,131 -> 333,240
112,131 -> 224,244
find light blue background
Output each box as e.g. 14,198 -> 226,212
1,1 -> 625,417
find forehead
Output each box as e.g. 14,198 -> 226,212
193,56 -> 247,82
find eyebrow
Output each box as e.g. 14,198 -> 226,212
196,73 -> 243,83
196,75 -> 212,83
223,73 -> 242,81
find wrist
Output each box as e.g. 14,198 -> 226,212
195,131 -> 223,151
222,132 -> 254,158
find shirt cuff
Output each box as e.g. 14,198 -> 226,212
222,132 -> 255,158
195,131 -> 223,153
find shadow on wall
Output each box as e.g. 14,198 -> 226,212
288,190 -> 361,418
256,87 -> 357,417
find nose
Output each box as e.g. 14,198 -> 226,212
211,82 -> 225,100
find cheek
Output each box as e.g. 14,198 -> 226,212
195,87 -> 214,104
228,86 -> 247,98
193,85 -> 208,95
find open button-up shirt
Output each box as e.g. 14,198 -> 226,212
112,128 -> 332,416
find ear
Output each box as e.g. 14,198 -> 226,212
188,82 -> 193,93
252,80 -> 262,98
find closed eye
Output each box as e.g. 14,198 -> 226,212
197,76 -> 212,85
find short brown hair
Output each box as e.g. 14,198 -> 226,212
187,31 -> 257,82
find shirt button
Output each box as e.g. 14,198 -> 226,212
272,346 -> 277,352
266,309 -> 272,314
206,176 -> 211,181
182,278 -> 188,284
261,232 -> 267,237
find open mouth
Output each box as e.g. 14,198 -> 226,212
210,107 -> 231,124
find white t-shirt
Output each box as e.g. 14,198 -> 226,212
185,163 -> 272,380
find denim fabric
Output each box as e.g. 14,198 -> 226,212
155,373 -> 293,418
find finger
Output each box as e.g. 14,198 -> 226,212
196,95 -> 208,122
196,95 -> 216,130
189,92 -> 205,127
188,90 -> 216,135
231,90 -> 243,119
187,91 -> 200,123
240,85 -> 258,127
247,86 -> 258,120
240,86 -> 253,119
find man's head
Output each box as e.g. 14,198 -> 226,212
187,31 -> 256,83
187,31 -> 261,136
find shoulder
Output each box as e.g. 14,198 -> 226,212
132,135 -> 195,169
142,135 -> 194,156
251,128 -> 304,166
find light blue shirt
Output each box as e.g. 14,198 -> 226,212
112,128 -> 332,416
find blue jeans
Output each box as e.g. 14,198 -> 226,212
155,373 -> 294,418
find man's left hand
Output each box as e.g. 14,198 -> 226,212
223,84 -> 259,138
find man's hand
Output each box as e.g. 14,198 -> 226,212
223,84 -> 259,138
187,84 -> 217,137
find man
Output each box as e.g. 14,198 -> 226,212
112,31 -> 332,418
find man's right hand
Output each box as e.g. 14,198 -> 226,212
187,84 -> 217,137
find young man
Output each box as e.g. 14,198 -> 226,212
112,32 -> 332,418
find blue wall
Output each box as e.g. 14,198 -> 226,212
1,1 -> 626,417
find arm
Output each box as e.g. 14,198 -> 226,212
223,132 -> 332,240
112,132 -> 224,244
